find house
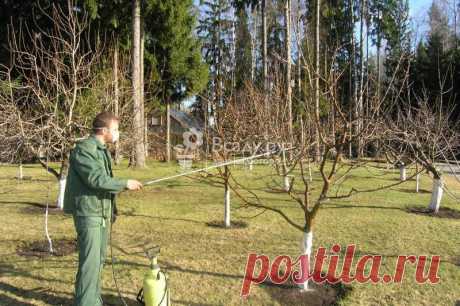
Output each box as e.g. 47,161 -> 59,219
148,109 -> 205,159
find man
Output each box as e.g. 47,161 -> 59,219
64,111 -> 143,306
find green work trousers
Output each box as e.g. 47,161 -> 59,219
72,216 -> 110,306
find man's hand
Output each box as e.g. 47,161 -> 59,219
127,179 -> 143,190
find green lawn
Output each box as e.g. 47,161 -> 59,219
0,160 -> 459,306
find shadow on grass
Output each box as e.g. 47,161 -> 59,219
406,206 -> 460,219
0,261 -> 76,285
0,293 -> 35,305
344,174 -> 395,181
0,201 -> 45,208
206,220 -> 248,229
322,203 -> 406,212
0,281 -> 141,306
120,211 -> 206,225
115,257 -> 245,281
0,281 -> 72,305
0,176 -> 53,183
323,202 -> 460,220
397,188 -> 431,194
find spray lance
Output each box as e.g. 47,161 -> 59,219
142,146 -> 293,186
111,146 -> 293,306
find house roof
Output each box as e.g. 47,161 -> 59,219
170,109 -> 203,131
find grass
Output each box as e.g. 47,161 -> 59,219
0,159 -> 459,306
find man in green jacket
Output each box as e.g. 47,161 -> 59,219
64,111 -> 143,306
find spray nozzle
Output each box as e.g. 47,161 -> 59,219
144,245 -> 161,260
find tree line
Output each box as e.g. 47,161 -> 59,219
0,0 -> 458,166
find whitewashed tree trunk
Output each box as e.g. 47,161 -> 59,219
18,163 -> 23,180
428,178 -> 443,213
399,163 -> 406,181
416,174 -> 420,193
45,199 -> 54,253
56,178 -> 66,209
284,175 -> 293,192
299,231 -> 313,290
224,182 -> 230,227
246,160 -> 253,171
284,175 -> 290,191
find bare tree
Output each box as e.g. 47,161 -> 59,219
203,34 -> 420,289
382,99 -> 459,213
3,1 -> 101,208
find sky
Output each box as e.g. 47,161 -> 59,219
409,0 -> 434,42
410,0 -> 432,17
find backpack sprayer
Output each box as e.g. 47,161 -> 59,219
136,245 -> 170,306
111,146 -> 293,306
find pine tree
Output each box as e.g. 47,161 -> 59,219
381,0 -> 411,102
145,0 -> 209,161
198,0 -> 233,125
234,7 -> 253,89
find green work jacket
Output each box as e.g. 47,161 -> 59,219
63,135 -> 127,218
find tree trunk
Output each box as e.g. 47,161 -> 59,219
141,15 -> 148,158
251,7 -> 257,82
399,162 -> 406,181
285,0 -> 292,141
132,0 -> 146,168
315,0 -> 321,162
18,162 -> 23,180
113,37 -> 120,165
376,8 -> 381,106
262,0 -> 268,93
45,188 -> 54,253
299,230 -> 313,290
282,149 -> 291,191
429,178 -> 443,213
357,0 -> 365,157
56,159 -> 69,210
57,178 -> 67,209
350,0 -> 357,158
166,100 -> 171,162
261,0 -> 269,120
454,0 -> 458,49
224,166 -> 231,227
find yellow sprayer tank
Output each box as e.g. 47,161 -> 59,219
137,246 -> 170,306
143,257 -> 169,306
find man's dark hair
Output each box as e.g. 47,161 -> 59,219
92,111 -> 119,134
